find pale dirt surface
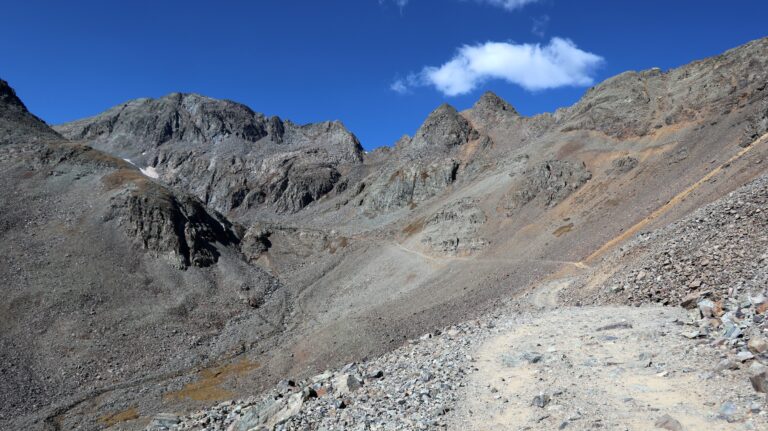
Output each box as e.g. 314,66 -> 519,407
448,297 -> 766,430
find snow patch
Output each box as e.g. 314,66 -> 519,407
140,166 -> 160,179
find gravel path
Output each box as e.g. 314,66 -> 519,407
448,305 -> 766,430
153,271 -> 768,431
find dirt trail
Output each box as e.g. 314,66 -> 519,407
394,241 -> 590,268
448,304 -> 760,430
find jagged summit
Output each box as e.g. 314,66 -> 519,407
54,92 -> 365,215
0,78 -> 61,145
0,79 -> 26,109
472,91 -> 519,116
55,92 -> 364,164
400,103 -> 473,157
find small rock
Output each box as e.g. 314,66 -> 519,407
300,387 -> 317,401
654,414 -> 683,431
311,371 -> 333,383
750,371 -> 768,394
748,337 -> 768,354
333,373 -> 363,395
147,413 -> 180,430
531,394 -> 551,408
420,371 -> 433,382
367,369 -> 384,379
680,292 -> 700,309
718,402 -> 737,422
714,359 -> 739,372
698,299 -> 716,318
596,321 -> 633,331
522,352 -> 543,364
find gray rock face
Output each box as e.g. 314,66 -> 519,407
559,37 -> 768,138
359,103 -> 487,214
420,198 -> 489,255
0,79 -> 61,146
0,82 -> 286,430
399,104 -> 474,158
742,99 -> 768,146
467,91 -> 521,131
503,159 -> 592,214
362,159 -> 460,212
606,156 -> 639,175
102,168 -> 238,269
54,93 -> 364,215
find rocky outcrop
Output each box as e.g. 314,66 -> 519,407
742,100 -> 768,147
103,169 -> 238,268
398,104 -> 474,158
502,159 -> 591,215
241,224 -> 273,262
362,159 -> 460,212
605,155 -> 639,175
420,198 -> 489,255
55,93 -> 364,215
358,104 -> 487,214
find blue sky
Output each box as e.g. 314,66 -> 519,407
2,1 -> 767,150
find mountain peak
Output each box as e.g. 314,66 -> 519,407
473,91 -> 519,116
1,79 -> 62,145
0,79 -> 27,111
399,102 -> 472,157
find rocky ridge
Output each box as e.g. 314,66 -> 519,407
0,79 -> 62,146
54,93 -> 364,216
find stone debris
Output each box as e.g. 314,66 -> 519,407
568,174 -> 768,399
161,322 -> 489,431
654,414 -> 683,431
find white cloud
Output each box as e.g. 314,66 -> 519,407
393,38 -> 604,96
390,79 -> 409,94
391,73 -> 423,94
474,0 -> 541,11
531,15 -> 550,37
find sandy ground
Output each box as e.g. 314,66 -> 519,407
448,279 -> 767,431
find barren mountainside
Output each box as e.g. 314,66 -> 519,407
2,36 -> 768,431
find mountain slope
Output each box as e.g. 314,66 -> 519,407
3,36 -> 768,430
0,81 -> 288,431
